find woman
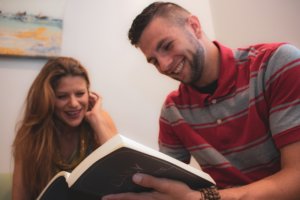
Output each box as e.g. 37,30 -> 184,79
12,57 -> 117,200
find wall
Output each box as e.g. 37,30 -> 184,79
210,0 -> 300,48
2,0 -> 300,174
0,0 -> 214,173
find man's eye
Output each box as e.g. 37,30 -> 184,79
163,42 -> 172,51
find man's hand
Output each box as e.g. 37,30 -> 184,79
102,173 -> 202,200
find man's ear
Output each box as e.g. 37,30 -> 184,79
187,15 -> 202,38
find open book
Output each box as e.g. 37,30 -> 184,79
37,134 -> 215,200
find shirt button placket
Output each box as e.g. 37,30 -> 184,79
211,99 -> 221,124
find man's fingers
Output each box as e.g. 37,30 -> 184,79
102,192 -> 151,200
132,173 -> 174,193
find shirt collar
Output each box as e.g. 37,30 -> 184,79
180,41 -> 237,100
212,41 -> 236,99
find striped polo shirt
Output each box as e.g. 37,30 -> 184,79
158,42 -> 300,188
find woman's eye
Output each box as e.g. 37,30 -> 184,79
57,95 -> 67,100
76,92 -> 85,97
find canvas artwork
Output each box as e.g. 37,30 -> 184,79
0,0 -> 67,57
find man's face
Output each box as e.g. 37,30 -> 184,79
138,17 -> 205,86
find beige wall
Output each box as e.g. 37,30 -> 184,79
1,0 -> 300,173
210,0 -> 300,48
0,0 -> 214,173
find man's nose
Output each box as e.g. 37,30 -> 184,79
157,55 -> 172,73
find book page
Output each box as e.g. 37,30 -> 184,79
69,146 -> 215,198
68,134 -> 215,186
68,134 -> 214,187
67,134 -> 127,186
37,171 -> 70,200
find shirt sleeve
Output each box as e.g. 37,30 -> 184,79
158,103 -> 191,163
265,44 -> 300,148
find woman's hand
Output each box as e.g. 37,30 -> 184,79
102,173 -> 202,200
85,92 -> 117,145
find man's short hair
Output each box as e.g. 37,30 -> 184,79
128,2 -> 190,46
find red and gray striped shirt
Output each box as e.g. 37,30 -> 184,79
158,42 -> 300,188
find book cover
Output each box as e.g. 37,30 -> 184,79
38,134 -> 215,200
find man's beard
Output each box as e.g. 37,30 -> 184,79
183,45 -> 204,86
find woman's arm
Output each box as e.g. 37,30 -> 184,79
85,92 -> 117,145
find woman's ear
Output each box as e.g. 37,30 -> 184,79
187,15 -> 202,38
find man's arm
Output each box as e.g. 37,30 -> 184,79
219,140 -> 300,200
101,141 -> 300,200
102,173 -> 203,200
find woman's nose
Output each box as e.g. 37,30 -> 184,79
69,96 -> 79,107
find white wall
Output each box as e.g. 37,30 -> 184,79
2,0 -> 300,173
0,0 -> 214,173
210,0 -> 300,48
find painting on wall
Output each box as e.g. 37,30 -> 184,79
0,0 -> 67,58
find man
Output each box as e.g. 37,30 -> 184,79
103,2 -> 300,200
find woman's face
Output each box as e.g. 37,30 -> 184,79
54,76 -> 89,128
